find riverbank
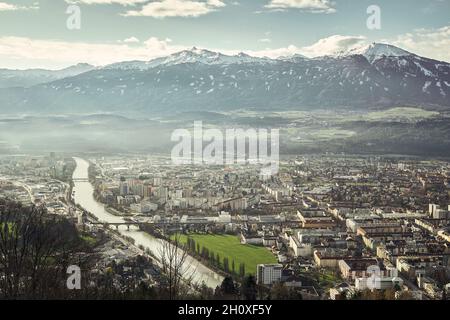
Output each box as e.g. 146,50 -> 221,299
71,157 -> 223,288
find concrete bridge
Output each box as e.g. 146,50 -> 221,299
88,220 -> 216,231
90,222 -> 144,231
84,216 -> 300,231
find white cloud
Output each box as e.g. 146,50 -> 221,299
0,2 -> 17,11
244,35 -> 365,59
0,36 -> 185,69
250,29 -> 450,61
244,45 -> 302,58
248,29 -> 450,61
0,34 -> 369,69
122,36 -> 140,43
65,0 -> 147,5
0,34 -> 345,69
2,30 -> 447,70
258,38 -> 272,43
0,1 -> 38,11
207,0 -> 226,7
122,0 -> 226,18
300,34 -> 366,57
390,25 -> 450,63
265,0 -> 336,13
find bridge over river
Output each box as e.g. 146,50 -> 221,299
88,220 -> 216,230
72,157 -> 224,288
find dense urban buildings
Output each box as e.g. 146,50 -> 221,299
1,153 -> 449,300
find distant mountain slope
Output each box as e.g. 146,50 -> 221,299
0,44 -> 448,115
0,63 -> 95,89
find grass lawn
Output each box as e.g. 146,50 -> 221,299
175,234 -> 277,276
317,270 -> 341,289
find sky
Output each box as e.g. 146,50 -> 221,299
0,0 -> 449,69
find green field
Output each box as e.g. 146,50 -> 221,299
175,234 -> 277,276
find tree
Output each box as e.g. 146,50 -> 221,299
132,281 -> 158,300
241,275 -> 257,300
218,276 -> 237,299
158,233 -> 194,300
216,253 -> 221,268
223,257 -> 229,273
198,281 -> 214,300
201,246 -> 210,261
0,200 -> 98,299
231,260 -> 236,274
271,282 -> 289,300
187,237 -> 195,253
190,238 -> 196,253
239,263 -> 246,277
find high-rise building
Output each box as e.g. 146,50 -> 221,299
158,186 -> 168,202
429,203 -> 448,219
119,182 -> 129,196
143,185 -> 152,198
429,204 -> 440,216
256,264 -> 282,286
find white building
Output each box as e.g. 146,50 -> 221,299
429,203 -> 448,219
289,235 -> 312,257
131,201 -> 158,213
355,276 -> 403,291
218,211 -> 232,223
256,264 -> 282,286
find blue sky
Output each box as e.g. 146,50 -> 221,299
0,0 -> 449,69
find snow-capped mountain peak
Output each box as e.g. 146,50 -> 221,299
105,48 -> 269,70
157,48 -> 271,66
162,47 -> 225,65
1,42 -> 449,114
346,42 -> 413,63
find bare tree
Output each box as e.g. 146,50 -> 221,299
0,199 -> 97,299
158,234 -> 196,300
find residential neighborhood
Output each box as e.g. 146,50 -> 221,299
2,153 -> 449,300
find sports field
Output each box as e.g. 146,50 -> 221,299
176,234 -> 277,276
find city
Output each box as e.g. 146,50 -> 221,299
1,152 -> 449,300
0,0 -> 450,312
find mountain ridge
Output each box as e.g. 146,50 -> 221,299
0,43 -> 448,115
0,63 -> 95,89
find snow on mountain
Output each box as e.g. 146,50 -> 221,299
278,53 -> 309,63
0,43 -> 449,114
345,43 -> 413,63
161,47 -> 242,65
105,47 -> 271,71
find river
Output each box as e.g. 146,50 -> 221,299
71,157 -> 223,288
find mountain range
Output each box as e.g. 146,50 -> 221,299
0,43 -> 449,115
0,63 -> 94,89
